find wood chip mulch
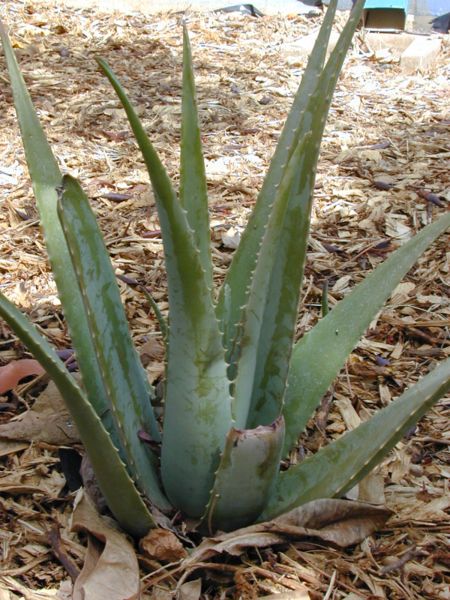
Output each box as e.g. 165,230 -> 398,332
0,0 -> 449,598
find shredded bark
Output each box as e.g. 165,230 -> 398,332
0,0 -> 449,597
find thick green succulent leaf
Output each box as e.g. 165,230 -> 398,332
0,21 -> 121,449
261,357 -> 450,520
244,190 -> 311,429
216,0 -> 342,359
57,175 -> 170,512
235,0 -> 366,429
180,25 -> 213,288
97,59 -> 233,517
203,416 -> 285,533
0,293 -> 155,537
232,133 -> 312,428
284,211 -> 450,453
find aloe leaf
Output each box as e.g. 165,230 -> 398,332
216,0 -> 341,358
0,293 -> 155,537
284,211 -> 450,453
203,417 -> 285,533
180,25 -> 213,288
244,183 -> 312,429
219,2 -> 368,384
232,133 -> 312,428
0,21 -> 121,449
261,357 -> 450,520
236,0 -> 367,429
57,174 -> 170,512
97,59 -> 233,517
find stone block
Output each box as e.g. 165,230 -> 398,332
283,30 -> 340,66
400,37 -> 442,74
364,31 -> 414,55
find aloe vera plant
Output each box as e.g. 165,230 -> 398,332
1,0 -> 449,538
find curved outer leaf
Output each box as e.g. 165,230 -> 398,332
57,175 -> 170,511
216,0 -> 345,362
97,59 -> 233,517
0,21 -> 123,452
203,417 -> 285,533
261,357 -> 450,520
180,26 -> 213,288
283,211 -> 450,453
0,293 -> 154,538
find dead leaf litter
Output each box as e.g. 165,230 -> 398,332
0,0 -> 449,598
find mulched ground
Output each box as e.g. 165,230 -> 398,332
0,0 -> 449,597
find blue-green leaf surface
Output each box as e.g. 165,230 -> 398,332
235,0 -> 366,429
180,26 -> 213,288
261,357 -> 450,520
97,59 -> 233,517
0,293 -> 155,537
232,133 -> 312,428
0,21 -> 122,451
216,0 -> 342,363
284,211 -> 450,453
203,417 -> 285,532
57,175 -> 170,511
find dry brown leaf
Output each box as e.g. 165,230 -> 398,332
263,499 -> 392,546
71,490 -> 140,600
0,381 -> 79,445
183,499 -> 392,567
0,359 -> 45,394
177,578 -> 202,600
139,528 -> 187,563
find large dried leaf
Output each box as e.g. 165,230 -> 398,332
184,499 -> 392,567
178,579 -> 202,600
71,490 -> 140,600
0,380 -> 79,445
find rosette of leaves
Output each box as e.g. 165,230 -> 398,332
1,0 -> 449,538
